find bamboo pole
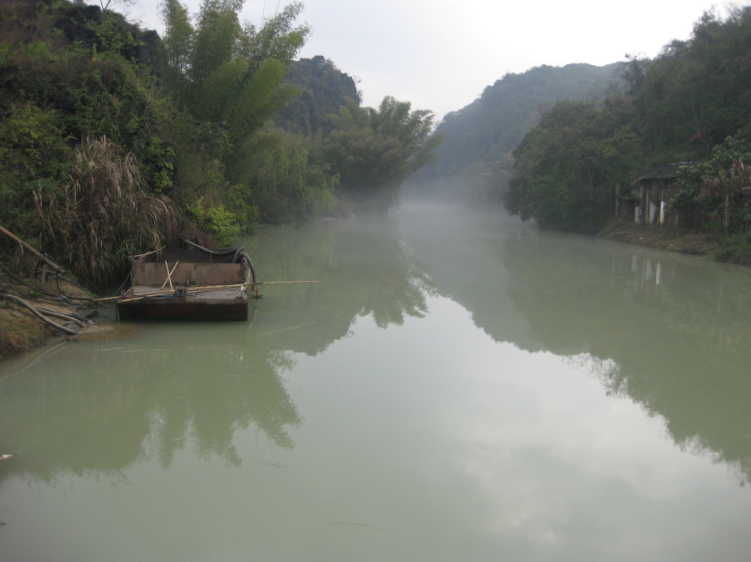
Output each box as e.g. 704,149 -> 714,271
129,246 -> 165,261
163,261 -> 174,291
113,280 -> 318,303
0,223 -> 64,273
161,261 -> 179,290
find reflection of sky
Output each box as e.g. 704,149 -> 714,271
2,296 -> 751,560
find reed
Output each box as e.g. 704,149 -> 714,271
32,136 -> 179,286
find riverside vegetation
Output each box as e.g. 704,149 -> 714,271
0,0 -> 441,286
504,8 -> 751,251
416,7 -> 751,264
0,0 -> 441,356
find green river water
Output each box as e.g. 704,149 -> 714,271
1,203 -> 751,561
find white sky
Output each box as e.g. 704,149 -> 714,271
129,0 -> 731,121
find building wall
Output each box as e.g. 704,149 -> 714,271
637,178 -> 679,226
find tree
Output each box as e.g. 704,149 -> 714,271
159,0 -> 310,153
505,96 -> 639,233
317,97 -> 442,207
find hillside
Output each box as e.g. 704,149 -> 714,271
412,62 -> 622,197
274,55 -> 360,135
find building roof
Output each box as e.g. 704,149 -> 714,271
632,162 -> 696,183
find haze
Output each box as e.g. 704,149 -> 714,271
132,0 -> 721,119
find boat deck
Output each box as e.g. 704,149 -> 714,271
116,247 -> 252,321
130,286 -> 243,300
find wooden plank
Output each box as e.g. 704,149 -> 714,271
132,262 -> 244,286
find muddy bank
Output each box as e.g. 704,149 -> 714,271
597,220 -> 724,256
0,279 -> 113,358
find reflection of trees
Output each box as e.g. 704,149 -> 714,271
0,214 -> 436,485
243,215 -> 435,355
0,340 -> 301,484
504,232 -> 751,483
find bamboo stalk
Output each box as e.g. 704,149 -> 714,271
163,261 -> 173,291
0,223 -> 64,273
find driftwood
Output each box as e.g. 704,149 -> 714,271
0,223 -> 64,273
1,294 -> 78,335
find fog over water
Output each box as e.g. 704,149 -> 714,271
2,201 -> 751,560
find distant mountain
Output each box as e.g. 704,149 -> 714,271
413,63 -> 623,196
274,55 -> 360,136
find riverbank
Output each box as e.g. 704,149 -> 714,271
0,279 -> 109,358
597,219 -> 723,257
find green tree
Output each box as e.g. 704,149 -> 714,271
506,96 -> 639,233
627,7 -> 751,162
160,0 -> 309,153
317,97 -> 442,208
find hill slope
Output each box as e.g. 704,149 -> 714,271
412,62 -> 622,197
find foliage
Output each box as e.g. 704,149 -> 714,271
0,0 -> 441,287
160,0 -> 309,152
505,97 -> 639,233
233,129 -> 337,223
670,136 -> 751,232
186,196 -> 243,247
0,102 -> 69,200
274,55 -> 360,135
503,7 -> 751,236
33,136 -> 178,285
415,63 -> 622,199
316,96 -> 443,208
627,7 -> 751,162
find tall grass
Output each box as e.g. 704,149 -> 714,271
33,136 -> 178,285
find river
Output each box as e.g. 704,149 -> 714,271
1,203 -> 751,561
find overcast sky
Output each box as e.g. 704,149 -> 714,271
129,0 -> 729,121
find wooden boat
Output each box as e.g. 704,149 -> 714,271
117,245 -> 257,321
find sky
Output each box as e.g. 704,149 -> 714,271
127,0 -> 730,122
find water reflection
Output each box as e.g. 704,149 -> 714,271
0,214 -> 436,485
2,207 -> 751,560
242,214 -> 435,355
502,232 -> 751,483
398,204 -> 751,484
0,336 -> 301,483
